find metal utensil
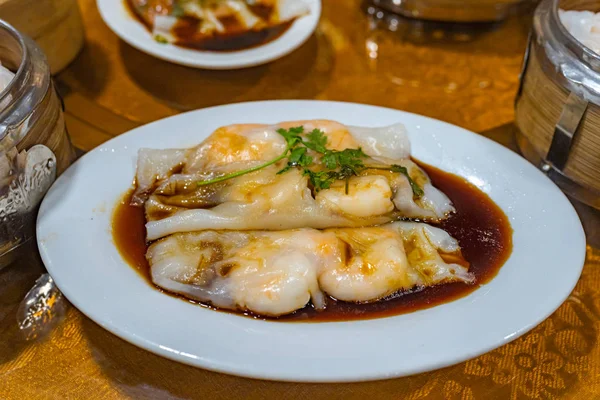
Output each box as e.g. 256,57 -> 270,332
17,273 -> 66,340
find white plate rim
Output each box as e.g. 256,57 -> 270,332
37,100 -> 586,382
96,0 -> 322,69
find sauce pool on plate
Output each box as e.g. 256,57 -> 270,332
112,161 -> 512,322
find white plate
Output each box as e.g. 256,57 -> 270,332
37,101 -> 585,382
96,0 -> 321,69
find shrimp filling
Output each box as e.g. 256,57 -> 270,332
134,120 -> 455,240
147,222 -> 473,316
135,120 -> 471,317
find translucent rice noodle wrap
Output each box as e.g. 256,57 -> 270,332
132,120 -> 455,240
151,0 -> 311,44
147,222 -> 473,317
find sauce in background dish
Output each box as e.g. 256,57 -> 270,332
124,0 -> 294,52
173,19 -> 292,52
112,161 -> 512,322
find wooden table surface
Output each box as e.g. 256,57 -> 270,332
3,0 -> 600,398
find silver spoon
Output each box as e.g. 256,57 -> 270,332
16,273 -> 66,340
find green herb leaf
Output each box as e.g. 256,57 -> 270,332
390,164 -> 424,198
154,35 -> 169,44
303,169 -> 336,191
320,147 -> 367,172
276,165 -> 292,175
277,147 -> 313,174
197,125 -> 423,202
303,129 -> 328,153
321,152 -> 337,169
336,148 -> 367,169
288,147 -> 308,164
276,126 -> 304,148
298,154 -> 313,167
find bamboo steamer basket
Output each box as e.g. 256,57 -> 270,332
0,0 -> 83,74
0,19 -> 75,268
515,0 -> 600,208
370,0 -> 526,22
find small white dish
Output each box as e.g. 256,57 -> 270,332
37,101 -> 586,382
96,0 -> 321,69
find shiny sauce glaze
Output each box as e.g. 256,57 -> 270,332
125,0 -> 293,52
112,161 -> 512,322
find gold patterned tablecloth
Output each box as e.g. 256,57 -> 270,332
2,1 -> 599,398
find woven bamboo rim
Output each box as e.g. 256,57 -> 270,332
515,0 -> 600,193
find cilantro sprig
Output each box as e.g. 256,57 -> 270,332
390,164 -> 424,197
364,164 -> 424,198
197,126 -> 423,198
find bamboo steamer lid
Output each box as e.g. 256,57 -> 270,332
515,0 -> 600,209
0,0 -> 84,74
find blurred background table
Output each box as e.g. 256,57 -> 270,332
2,0 -> 600,398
